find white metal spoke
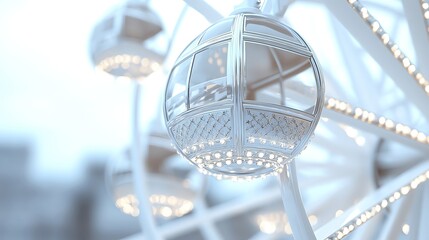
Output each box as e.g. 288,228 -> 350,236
324,97 -> 429,154
311,134 -> 366,159
315,160 -> 429,240
159,187 -> 281,238
279,161 -> 316,239
328,16 -> 377,111
418,182 -> 429,240
194,200 -> 223,240
402,0 -> 429,79
423,0 -> 429,36
322,0 -> 429,120
248,231 -> 279,240
194,177 -> 223,240
261,0 -> 294,17
183,0 -> 223,23
348,215 -> 383,240
377,192 -> 415,240
130,83 -> 161,240
407,187 -> 423,240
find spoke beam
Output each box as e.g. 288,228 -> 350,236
159,187 -> 281,238
329,16 -> 378,111
323,0 -> 429,120
322,107 -> 429,154
183,0 -> 223,23
349,214 -> 382,240
261,0 -> 294,17
377,192 -> 415,240
402,0 -> 429,78
418,182 -> 429,240
315,160 -> 429,240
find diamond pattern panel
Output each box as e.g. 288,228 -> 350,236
171,110 -> 232,149
244,109 -> 311,150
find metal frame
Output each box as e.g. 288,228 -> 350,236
130,82 -> 162,240
129,0 -> 429,239
315,160 -> 429,240
322,0 -> 429,120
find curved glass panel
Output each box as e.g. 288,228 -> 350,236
189,43 -> 230,108
245,16 -> 300,44
166,57 -> 192,119
280,57 -> 317,114
245,42 -> 282,105
244,42 -> 316,113
199,18 -> 233,44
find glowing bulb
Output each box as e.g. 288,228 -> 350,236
371,22 -> 380,32
355,136 -> 366,146
336,210 -> 344,217
259,221 -> 276,234
402,224 -> 410,235
308,215 -> 318,226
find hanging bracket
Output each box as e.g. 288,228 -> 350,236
183,0 -> 223,23
261,0 -> 294,17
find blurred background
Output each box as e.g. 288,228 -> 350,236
1,0 -> 429,239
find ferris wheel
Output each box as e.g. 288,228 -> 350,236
91,0 -> 429,239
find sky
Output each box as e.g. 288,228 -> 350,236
0,0 -> 136,182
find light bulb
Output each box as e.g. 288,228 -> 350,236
109,150 -> 195,218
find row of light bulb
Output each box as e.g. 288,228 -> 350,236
95,54 -> 161,76
326,97 -> 429,145
258,208 -> 408,237
115,193 -> 194,218
195,158 -> 285,181
348,0 -> 429,95
326,170 -> 429,240
422,0 -> 429,34
180,142 -> 292,181
115,194 -> 140,217
182,137 -> 295,156
257,212 -> 318,235
150,193 -> 194,218
340,124 -> 366,146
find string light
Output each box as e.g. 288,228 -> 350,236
326,97 -> 429,145
115,194 -> 140,217
325,169 -> 429,240
347,0 -> 429,95
340,125 -> 366,146
402,224 -> 410,235
95,54 -> 161,80
109,151 -> 196,220
115,194 -> 194,218
256,212 -> 318,235
335,210 -> 344,217
421,0 -> 429,34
